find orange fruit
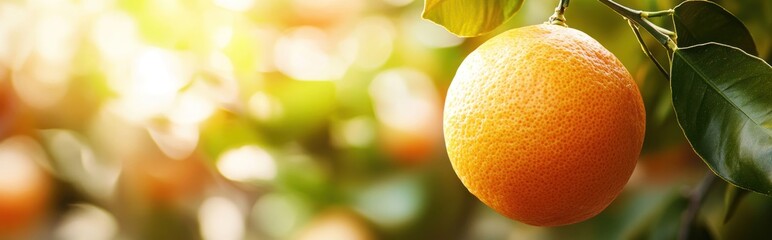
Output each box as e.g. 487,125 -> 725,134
443,24 -> 645,226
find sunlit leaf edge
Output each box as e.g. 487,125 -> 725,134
422,0 -> 525,37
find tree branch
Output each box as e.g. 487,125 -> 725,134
597,0 -> 677,52
627,19 -> 670,79
679,171 -> 717,240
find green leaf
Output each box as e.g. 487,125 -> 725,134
422,0 -> 524,37
723,184 -> 750,223
670,43 -> 772,196
673,0 -> 758,56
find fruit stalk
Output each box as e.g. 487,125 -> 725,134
547,0 -> 570,26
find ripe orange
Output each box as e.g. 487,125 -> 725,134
443,24 -> 645,226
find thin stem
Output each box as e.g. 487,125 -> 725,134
627,20 -> 669,79
597,0 -> 677,51
651,23 -> 676,37
548,0 -> 571,26
641,9 -> 674,18
678,172 -> 717,240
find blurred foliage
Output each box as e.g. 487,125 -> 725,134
0,0 -> 769,240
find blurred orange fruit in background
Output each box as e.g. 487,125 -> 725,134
0,136 -> 50,237
443,24 -> 646,226
370,68 -> 442,165
121,153 -> 211,205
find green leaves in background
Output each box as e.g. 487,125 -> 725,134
626,192 -> 688,240
422,0 -> 524,37
673,0 -> 758,56
670,43 -> 772,196
723,184 -> 749,223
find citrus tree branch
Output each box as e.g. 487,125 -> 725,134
641,9 -> 675,18
627,20 -> 670,79
679,171 -> 717,240
597,0 -> 677,51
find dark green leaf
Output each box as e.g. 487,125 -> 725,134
422,0 -> 524,37
723,184 -> 750,223
670,43 -> 772,196
673,0 -> 758,56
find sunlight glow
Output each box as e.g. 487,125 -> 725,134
207,51 -> 235,75
344,16 -> 395,70
254,27 -> 280,72
369,68 -> 440,132
35,14 -> 77,63
214,0 -> 255,12
91,11 -> 139,61
147,123 -> 200,160
167,89 -> 217,126
131,48 -> 187,97
0,136 -> 46,196
297,211 -> 371,240
248,92 -> 283,121
274,27 -> 348,81
112,47 -> 190,122
199,197 -> 245,240
55,204 -> 118,240
292,0 -> 363,23
212,25 -> 234,49
12,64 -> 70,109
217,145 -> 277,182
0,5 -> 22,66
333,116 -> 375,148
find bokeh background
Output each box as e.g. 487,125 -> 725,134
0,0 -> 769,239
